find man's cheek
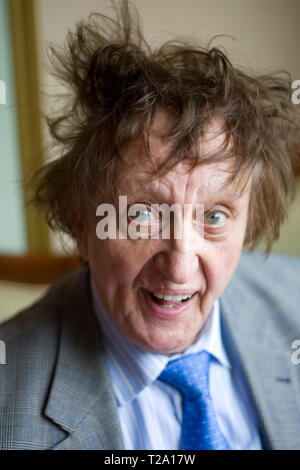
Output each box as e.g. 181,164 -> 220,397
223,247 -> 243,282
109,256 -> 144,286
110,243 -> 152,282
207,251 -> 238,295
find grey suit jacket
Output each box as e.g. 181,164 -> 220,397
0,250 -> 300,450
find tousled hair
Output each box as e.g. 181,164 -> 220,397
30,0 -> 300,252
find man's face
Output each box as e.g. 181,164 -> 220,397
81,113 -> 252,354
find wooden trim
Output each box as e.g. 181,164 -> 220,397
9,0 -> 50,253
0,254 -> 81,284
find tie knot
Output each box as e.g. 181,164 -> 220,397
159,350 -> 211,399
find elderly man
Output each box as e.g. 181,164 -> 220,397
0,1 -> 300,450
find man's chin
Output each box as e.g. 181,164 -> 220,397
131,328 -> 203,355
117,303 -> 205,354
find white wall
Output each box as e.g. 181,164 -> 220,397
37,0 -> 300,74
36,0 -> 300,255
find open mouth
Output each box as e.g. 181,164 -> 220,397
141,288 -> 197,318
149,291 -> 193,308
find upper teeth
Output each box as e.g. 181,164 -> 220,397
152,292 -> 193,301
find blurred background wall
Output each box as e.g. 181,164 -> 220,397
1,0 -> 300,256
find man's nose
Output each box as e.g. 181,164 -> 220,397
153,235 -> 201,285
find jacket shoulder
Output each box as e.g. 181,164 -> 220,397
238,250 -> 300,281
237,250 -> 300,298
224,250 -> 300,332
0,266 -> 89,449
0,266 -> 88,342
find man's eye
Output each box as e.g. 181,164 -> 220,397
128,204 -> 158,225
133,208 -> 152,223
127,204 -> 161,239
205,211 -> 227,226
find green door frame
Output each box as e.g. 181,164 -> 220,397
9,0 -> 50,253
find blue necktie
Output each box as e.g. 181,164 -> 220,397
159,350 -> 230,450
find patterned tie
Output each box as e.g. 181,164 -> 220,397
159,350 -> 230,450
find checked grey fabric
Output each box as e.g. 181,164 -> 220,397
159,351 -> 229,450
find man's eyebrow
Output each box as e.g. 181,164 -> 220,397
119,173 -> 249,202
127,187 -> 162,202
203,186 -> 249,205
210,188 -> 245,201
124,188 -> 244,206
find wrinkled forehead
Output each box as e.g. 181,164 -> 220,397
117,159 -> 251,205
115,114 -> 251,198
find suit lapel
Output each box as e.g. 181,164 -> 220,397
43,267 -> 124,450
220,265 -> 300,450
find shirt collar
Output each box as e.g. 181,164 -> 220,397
90,275 -> 231,406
